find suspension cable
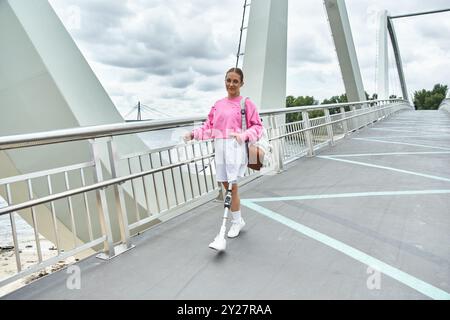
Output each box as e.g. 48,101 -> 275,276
235,0 -> 248,68
390,8 -> 450,19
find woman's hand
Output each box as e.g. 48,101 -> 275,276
183,132 -> 193,143
229,132 -> 244,145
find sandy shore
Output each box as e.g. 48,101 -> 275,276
0,207 -> 78,297
0,237 -> 76,297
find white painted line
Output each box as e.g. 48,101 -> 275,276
244,189 -> 450,203
320,151 -> 450,157
356,135 -> 450,139
241,200 -> 450,300
370,128 -> 417,133
383,125 -> 450,127
372,129 -> 450,133
353,138 -> 450,151
381,122 -> 450,125
318,156 -> 450,182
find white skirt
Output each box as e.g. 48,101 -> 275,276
214,138 -> 248,182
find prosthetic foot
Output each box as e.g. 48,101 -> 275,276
209,181 -> 234,252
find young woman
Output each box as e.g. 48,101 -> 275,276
184,67 -> 263,244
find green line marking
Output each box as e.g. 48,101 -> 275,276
353,138 -> 450,151
241,200 -> 450,300
244,189 -> 450,203
370,128 -> 417,133
318,156 -> 450,182
321,151 -> 450,157
359,135 -> 450,139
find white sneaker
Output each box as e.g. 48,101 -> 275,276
227,218 -> 245,238
209,235 -> 226,251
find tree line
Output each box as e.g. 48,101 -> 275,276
412,84 -> 448,110
285,83 -> 448,123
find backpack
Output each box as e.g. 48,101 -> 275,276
240,97 -> 273,171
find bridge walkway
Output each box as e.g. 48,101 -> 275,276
3,110 -> 450,300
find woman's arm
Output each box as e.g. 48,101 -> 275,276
242,99 -> 263,143
191,105 -> 215,140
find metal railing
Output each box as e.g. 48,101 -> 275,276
0,98 -> 412,287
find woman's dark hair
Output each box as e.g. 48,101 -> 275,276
226,67 -> 244,82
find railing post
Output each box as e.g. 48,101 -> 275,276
374,102 -> 380,121
379,102 -> 385,120
302,111 -> 314,157
370,103 -> 376,123
357,104 -> 364,129
340,106 -> 348,136
363,103 -> 370,126
324,108 -> 334,146
106,138 -> 133,251
89,138 -> 116,259
350,105 -> 357,131
382,100 -> 387,118
269,115 -> 284,172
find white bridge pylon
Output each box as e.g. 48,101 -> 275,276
377,10 -> 409,101
382,8 -> 450,102
243,0 -> 370,105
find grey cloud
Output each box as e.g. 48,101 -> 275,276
288,36 -> 334,65
99,47 -> 163,68
191,61 -> 224,77
60,1 -> 227,79
160,90 -> 188,100
70,1 -> 131,42
167,73 -> 196,89
175,28 -> 225,60
194,78 -> 223,92
119,70 -> 149,82
417,20 -> 450,49
95,42 -> 188,76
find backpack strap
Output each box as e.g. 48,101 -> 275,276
240,96 -> 248,131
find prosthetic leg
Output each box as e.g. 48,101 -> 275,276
208,181 -> 234,251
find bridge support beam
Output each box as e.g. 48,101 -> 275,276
324,0 -> 366,103
387,18 -> 409,102
377,10 -> 389,100
242,0 -> 288,112
0,0 -> 150,256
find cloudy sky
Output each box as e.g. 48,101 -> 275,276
48,0 -> 450,119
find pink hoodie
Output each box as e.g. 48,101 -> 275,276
192,96 -> 263,143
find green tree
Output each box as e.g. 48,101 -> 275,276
321,93 -> 349,114
413,84 -> 448,110
285,95 -> 318,123
286,91 -> 387,123
321,91 -> 384,104
321,93 -> 348,105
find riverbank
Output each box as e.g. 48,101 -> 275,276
0,237 -> 76,297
